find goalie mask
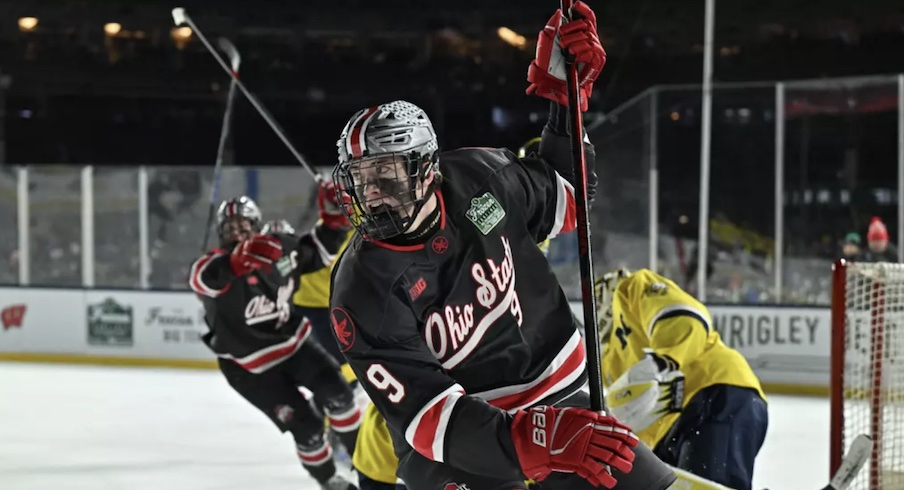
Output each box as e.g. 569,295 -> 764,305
332,100 -> 439,241
594,268 -> 631,342
217,196 -> 262,247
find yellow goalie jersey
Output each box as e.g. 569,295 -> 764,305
602,269 -> 764,448
293,228 -> 355,308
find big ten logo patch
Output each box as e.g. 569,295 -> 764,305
1,304 -> 26,330
423,236 -> 523,369
408,277 -> 427,301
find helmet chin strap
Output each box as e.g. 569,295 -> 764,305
400,174 -> 439,236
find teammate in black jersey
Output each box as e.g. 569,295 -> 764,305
189,187 -> 361,490
327,3 -> 677,490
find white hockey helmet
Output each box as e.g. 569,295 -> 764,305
594,268 -> 631,341
216,196 -> 262,245
332,100 -> 439,240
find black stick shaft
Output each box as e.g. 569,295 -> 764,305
560,0 -> 604,412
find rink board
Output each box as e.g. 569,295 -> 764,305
0,287 -> 831,395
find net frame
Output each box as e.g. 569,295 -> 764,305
831,259 -> 904,490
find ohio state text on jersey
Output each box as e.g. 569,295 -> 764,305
329,147 -> 585,480
190,229 -> 347,373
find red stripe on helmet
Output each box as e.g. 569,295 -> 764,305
349,106 -> 379,158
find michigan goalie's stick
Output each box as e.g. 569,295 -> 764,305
171,7 -> 321,182
821,434 -> 872,490
201,37 -> 241,252
664,434 -> 872,490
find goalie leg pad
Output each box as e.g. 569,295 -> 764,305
652,385 -> 768,490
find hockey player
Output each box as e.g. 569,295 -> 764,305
351,230 -> 558,490
596,268 -> 768,490
189,188 -> 361,490
263,213 -> 361,468
328,3 -> 676,489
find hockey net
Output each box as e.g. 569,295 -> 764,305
832,260 -> 904,490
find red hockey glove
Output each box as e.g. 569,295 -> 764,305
229,234 -> 283,276
318,181 -> 351,230
526,1 -> 607,112
511,406 -> 638,488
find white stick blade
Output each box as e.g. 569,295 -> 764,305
172,7 -> 187,26
218,38 -> 242,72
829,434 -> 873,490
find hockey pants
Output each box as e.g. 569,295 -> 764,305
653,384 -> 768,490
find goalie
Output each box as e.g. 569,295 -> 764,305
595,268 -> 768,490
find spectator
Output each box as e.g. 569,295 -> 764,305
840,232 -> 862,262
862,217 -> 898,263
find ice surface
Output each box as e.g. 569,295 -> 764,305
0,362 -> 829,490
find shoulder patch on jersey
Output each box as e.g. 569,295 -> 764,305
330,307 -> 356,352
465,192 -> 505,235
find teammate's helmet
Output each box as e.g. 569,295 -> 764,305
216,196 -> 262,245
517,136 -> 542,159
594,268 -> 631,342
332,100 -> 440,240
261,219 -> 296,236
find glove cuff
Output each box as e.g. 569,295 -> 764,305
510,409 -> 550,482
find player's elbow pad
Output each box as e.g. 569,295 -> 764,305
538,126 -> 598,205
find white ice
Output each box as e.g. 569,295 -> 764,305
0,362 -> 829,490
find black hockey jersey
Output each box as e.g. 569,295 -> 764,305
190,227 -> 347,373
329,146 -> 587,481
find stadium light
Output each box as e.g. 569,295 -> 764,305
171,26 -> 192,40
18,17 -> 38,32
497,27 -> 526,49
104,22 -> 122,36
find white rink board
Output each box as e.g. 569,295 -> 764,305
0,287 -> 213,361
1,287 -> 832,389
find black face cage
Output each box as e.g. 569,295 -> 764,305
333,150 -> 437,241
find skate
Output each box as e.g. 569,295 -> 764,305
319,473 -> 358,490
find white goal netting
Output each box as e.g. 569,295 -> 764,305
836,261 -> 904,490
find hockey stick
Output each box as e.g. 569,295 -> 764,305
821,434 -> 871,490
201,37 -> 242,252
559,0 -> 604,412
171,7 -> 322,182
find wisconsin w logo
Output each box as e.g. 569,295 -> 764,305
1,304 -> 26,330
